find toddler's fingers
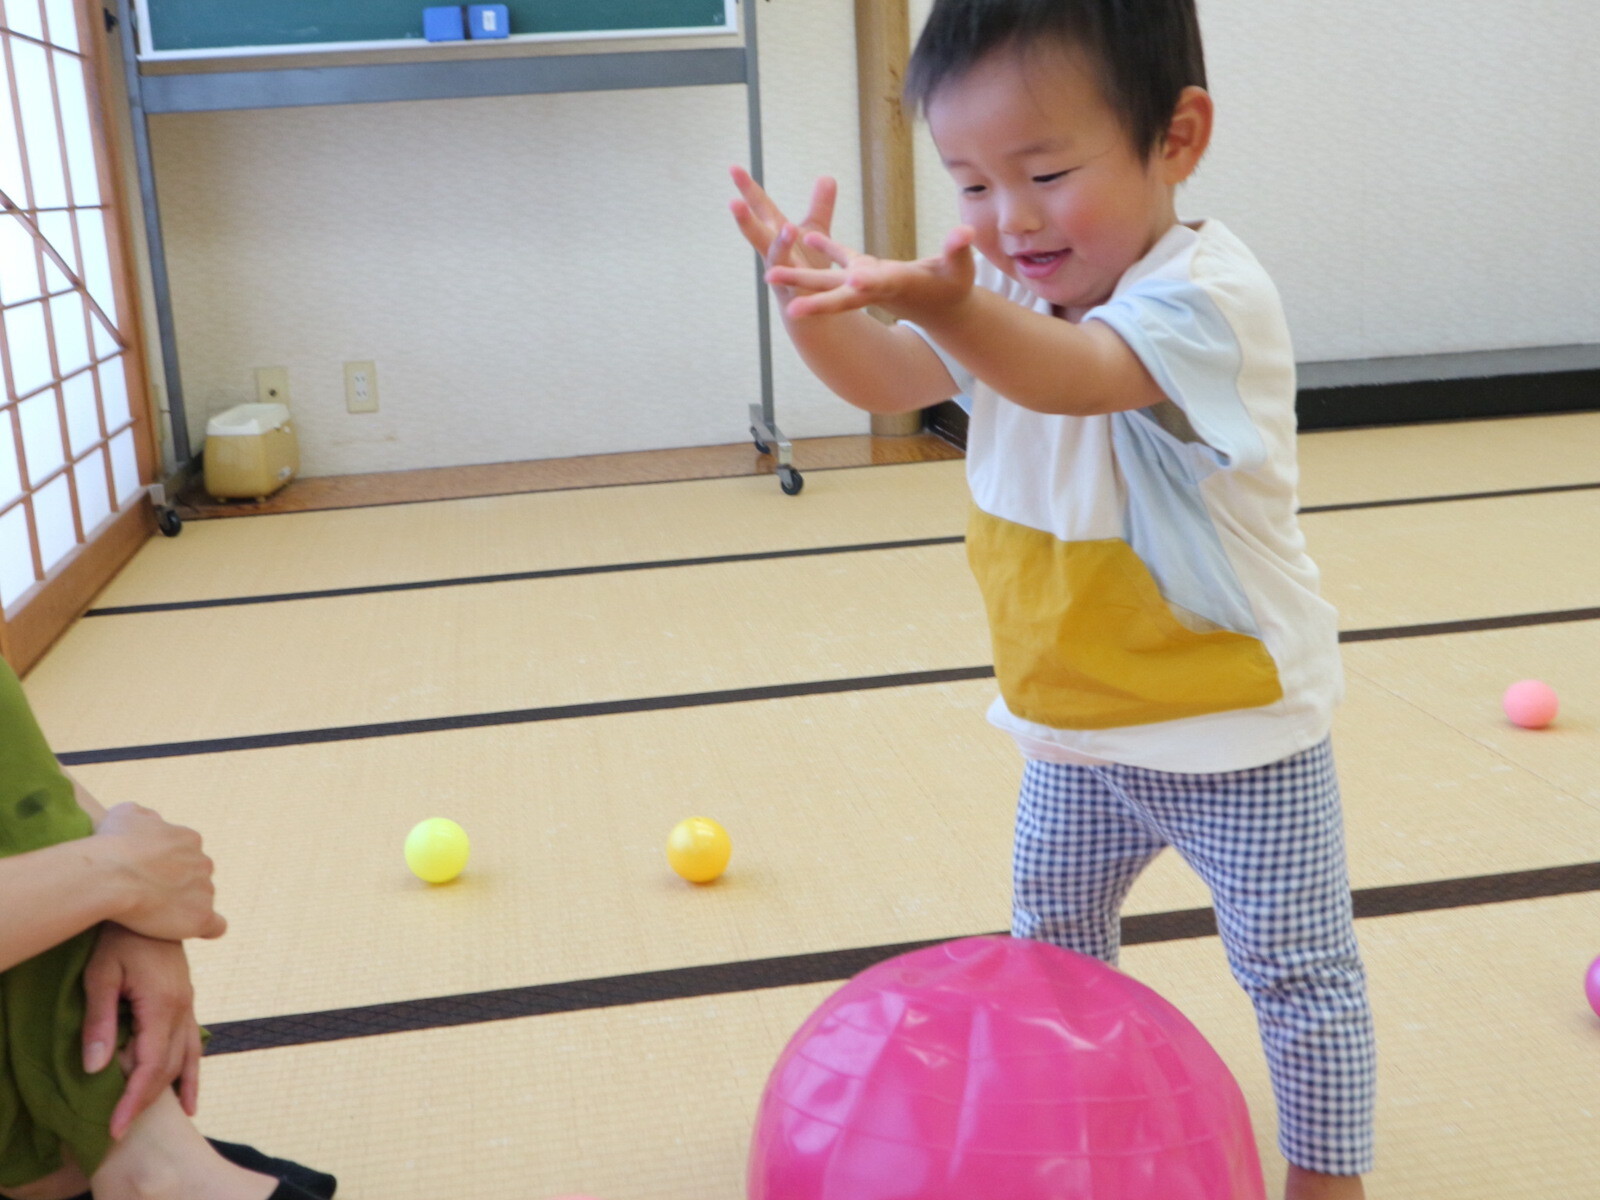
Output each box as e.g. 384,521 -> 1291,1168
942,225 -> 976,258
765,222 -> 799,268
803,175 -> 838,233
729,165 -> 784,227
786,284 -> 874,320
729,199 -> 775,254
800,230 -> 855,267
766,264 -> 844,291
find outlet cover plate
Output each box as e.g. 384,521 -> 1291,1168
344,361 -> 378,413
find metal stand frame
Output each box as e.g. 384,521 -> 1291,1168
114,0 -> 799,495
739,0 -> 800,495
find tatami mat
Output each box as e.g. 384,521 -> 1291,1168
30,545 -> 989,751
187,893 -> 1600,1200
65,631 -> 1599,1024
1297,410 -> 1600,507
1344,622 -> 1600,807
1306,489 -> 1600,629
27,487 -> 1600,753
93,414 -> 1600,612
23,412 -> 1600,1200
100,462 -> 972,608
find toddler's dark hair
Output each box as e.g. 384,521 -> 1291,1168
905,0 -> 1207,156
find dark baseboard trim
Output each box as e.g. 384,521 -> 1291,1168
1297,344 -> 1600,431
927,400 -> 969,447
924,344 -> 1600,446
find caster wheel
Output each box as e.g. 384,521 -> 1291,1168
778,467 -> 804,496
156,507 -> 183,537
751,426 -> 771,456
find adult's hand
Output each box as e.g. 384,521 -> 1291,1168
93,803 -> 227,942
82,923 -> 205,1138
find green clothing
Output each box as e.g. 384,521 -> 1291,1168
0,658 -> 124,1186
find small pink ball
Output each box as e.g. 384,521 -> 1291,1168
1586,957 -> 1600,1020
1502,679 -> 1558,729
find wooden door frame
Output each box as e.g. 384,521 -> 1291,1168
0,0 -> 160,673
855,0 -> 921,437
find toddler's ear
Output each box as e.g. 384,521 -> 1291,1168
1160,86 -> 1213,184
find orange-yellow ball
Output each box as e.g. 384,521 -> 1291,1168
666,817 -> 732,883
405,817 -> 470,883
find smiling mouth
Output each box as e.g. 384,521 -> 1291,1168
1013,249 -> 1069,278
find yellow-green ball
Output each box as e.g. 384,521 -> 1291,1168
666,817 -> 731,883
405,817 -> 470,884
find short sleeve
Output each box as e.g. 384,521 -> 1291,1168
0,659 -> 86,857
1087,278 -> 1268,472
895,256 -> 1034,415
898,320 -> 973,412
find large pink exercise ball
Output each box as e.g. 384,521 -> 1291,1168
748,936 -> 1265,1200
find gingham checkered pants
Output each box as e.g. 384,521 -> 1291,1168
1012,737 -> 1376,1176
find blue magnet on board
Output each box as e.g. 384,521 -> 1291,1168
468,5 -> 511,38
423,6 -> 466,42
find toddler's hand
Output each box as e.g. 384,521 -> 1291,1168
94,803 -> 228,942
729,167 -> 838,308
766,225 -> 977,322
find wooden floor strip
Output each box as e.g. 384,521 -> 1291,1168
177,434 -> 965,518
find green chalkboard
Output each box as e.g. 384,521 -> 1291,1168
139,1 -> 736,56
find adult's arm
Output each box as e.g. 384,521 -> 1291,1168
0,831 -> 143,972
0,792 -> 226,973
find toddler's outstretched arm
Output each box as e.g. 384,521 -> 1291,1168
729,167 -> 957,415
770,226 -> 1168,419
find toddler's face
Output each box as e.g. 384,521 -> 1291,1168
928,45 -> 1178,313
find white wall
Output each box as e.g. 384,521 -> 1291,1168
914,0 -> 1600,363
150,0 -> 866,477
148,0 -> 1600,477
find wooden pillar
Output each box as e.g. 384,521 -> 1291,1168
856,0 -> 923,436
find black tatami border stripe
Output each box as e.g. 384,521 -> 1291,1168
85,481 -> 1600,618
1299,479 -> 1600,515
1339,606 -> 1600,642
83,536 -> 969,617
57,606 -> 1600,766
55,667 -> 999,765
202,861 -> 1600,1056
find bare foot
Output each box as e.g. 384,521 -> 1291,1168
1286,1163 -> 1366,1200
90,1090 -> 278,1200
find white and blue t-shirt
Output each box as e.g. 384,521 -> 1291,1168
907,219 -> 1341,773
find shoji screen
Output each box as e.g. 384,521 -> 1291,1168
0,0 -> 155,671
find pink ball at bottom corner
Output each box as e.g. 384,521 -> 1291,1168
1585,957 -> 1600,1020
1502,679 -> 1559,729
748,936 -> 1267,1200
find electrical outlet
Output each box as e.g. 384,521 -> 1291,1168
255,367 -> 290,406
344,361 -> 378,414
